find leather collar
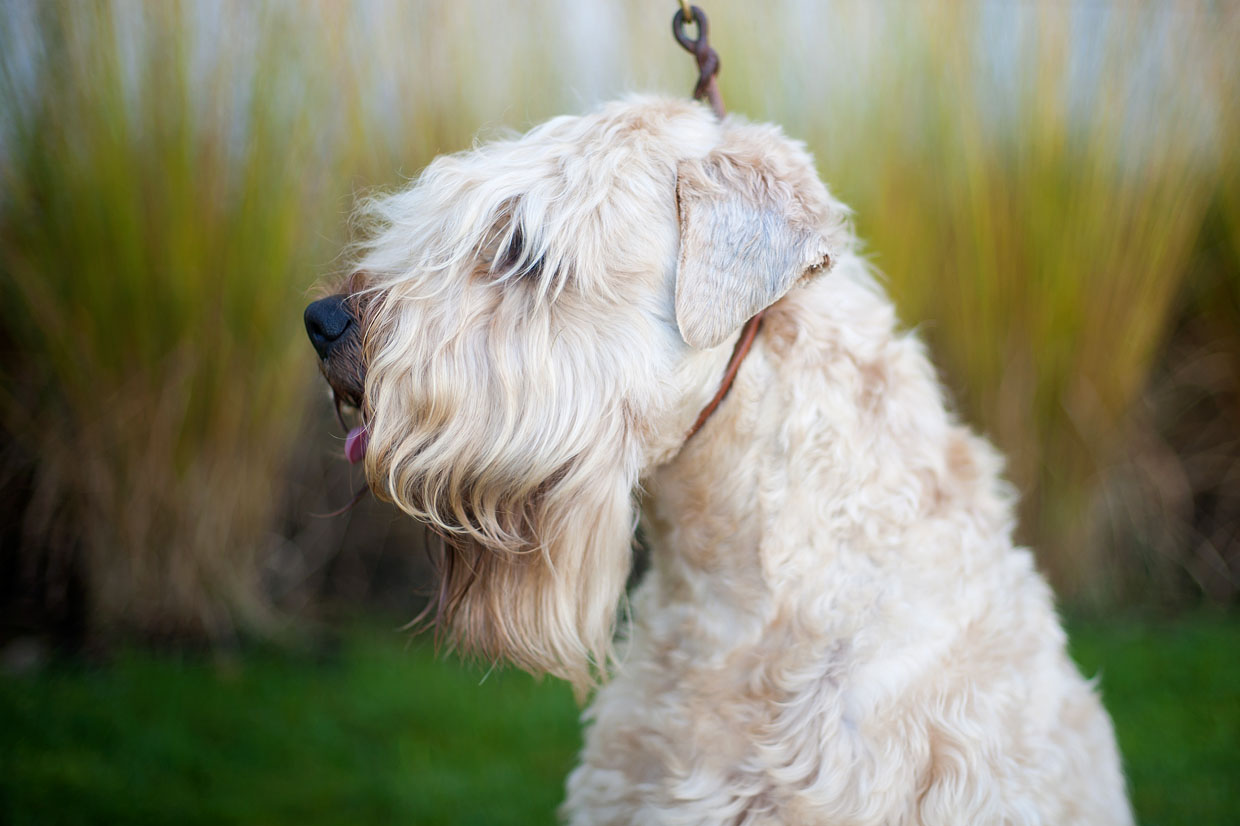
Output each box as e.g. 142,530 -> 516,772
683,310 -> 765,441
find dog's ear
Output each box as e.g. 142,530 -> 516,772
674,124 -> 843,349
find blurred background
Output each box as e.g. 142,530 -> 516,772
0,1 -> 1236,824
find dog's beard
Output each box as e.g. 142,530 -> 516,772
360,293 -> 640,693
381,436 -> 638,695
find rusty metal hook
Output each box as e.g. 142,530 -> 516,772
672,5 -> 724,118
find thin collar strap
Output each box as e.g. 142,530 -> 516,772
684,310 -> 766,441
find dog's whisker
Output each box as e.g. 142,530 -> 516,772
309,483 -> 369,518
333,395 -> 348,432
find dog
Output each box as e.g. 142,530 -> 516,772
305,96 -> 1132,825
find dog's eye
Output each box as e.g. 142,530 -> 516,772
496,224 -> 542,280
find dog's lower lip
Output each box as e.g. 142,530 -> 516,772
345,425 -> 368,464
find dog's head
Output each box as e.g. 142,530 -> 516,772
305,97 -> 849,689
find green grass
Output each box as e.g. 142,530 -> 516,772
2,616 -> 1236,826
1070,614 -> 1240,825
0,629 -> 582,826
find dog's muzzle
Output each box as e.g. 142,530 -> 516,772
304,294 -> 369,463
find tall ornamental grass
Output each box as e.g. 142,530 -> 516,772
0,2 -> 337,640
709,1 -> 1238,601
1,0 -> 1235,644
0,1 -> 571,642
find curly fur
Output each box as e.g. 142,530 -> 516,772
329,96 -> 1132,824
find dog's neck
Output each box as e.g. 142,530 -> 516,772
641,255 -> 1013,637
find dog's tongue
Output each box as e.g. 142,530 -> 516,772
345,425 -> 368,464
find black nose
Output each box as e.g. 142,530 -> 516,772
304,296 -> 352,360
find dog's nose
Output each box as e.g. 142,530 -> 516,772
304,296 -> 352,359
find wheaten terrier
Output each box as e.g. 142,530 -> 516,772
305,97 -> 1133,824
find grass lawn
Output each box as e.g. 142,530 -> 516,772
1,614 -> 1236,825
1069,614 -> 1240,825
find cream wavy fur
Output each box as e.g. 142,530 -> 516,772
344,97 -> 1132,824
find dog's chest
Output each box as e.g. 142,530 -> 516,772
568,574 -> 892,818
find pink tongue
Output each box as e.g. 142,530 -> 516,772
345,425 -> 368,464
